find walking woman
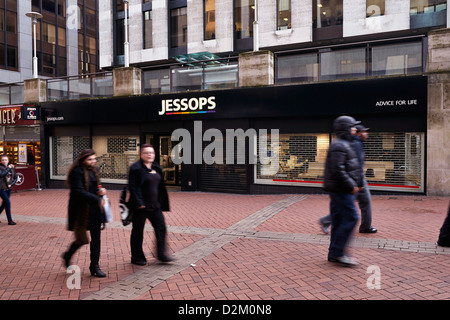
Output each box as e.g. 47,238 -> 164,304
62,149 -> 107,277
0,154 -> 17,225
129,144 -> 172,265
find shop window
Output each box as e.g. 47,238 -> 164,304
204,0 -> 215,40
367,0 -> 385,17
256,132 -> 424,192
277,53 -> 319,84
277,0 -> 291,30
371,42 -> 422,76
50,136 -> 90,178
256,133 -> 330,185
50,135 -> 140,183
363,132 -> 424,191
92,135 -> 140,182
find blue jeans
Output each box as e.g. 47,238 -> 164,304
0,189 -> 12,223
328,192 -> 359,258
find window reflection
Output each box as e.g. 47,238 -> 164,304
234,0 -> 255,39
313,0 -> 343,28
410,0 -> 447,14
204,0 -> 215,40
277,0 -> 291,30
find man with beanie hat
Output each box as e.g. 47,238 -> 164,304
354,125 -> 377,234
323,115 -> 363,266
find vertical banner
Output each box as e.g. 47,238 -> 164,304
18,143 -> 27,163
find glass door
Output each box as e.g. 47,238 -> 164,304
145,134 -> 181,185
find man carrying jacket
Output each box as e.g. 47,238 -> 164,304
323,115 -> 363,267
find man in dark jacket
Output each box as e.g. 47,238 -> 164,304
354,125 -> 377,234
128,144 -> 172,265
323,115 -> 363,266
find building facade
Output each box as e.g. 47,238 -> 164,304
0,0 -> 99,186
39,0 -> 450,196
0,0 -> 99,84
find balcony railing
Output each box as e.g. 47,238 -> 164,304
142,56 -> 239,94
0,82 -> 24,106
0,72 -> 114,106
47,72 -> 114,101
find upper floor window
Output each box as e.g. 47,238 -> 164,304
0,1 -> 18,71
277,0 -> 291,30
144,10 -> 152,48
234,0 -> 255,39
204,0 -> 215,40
410,0 -> 447,29
371,42 -> 422,76
170,7 -> 187,48
313,0 -> 343,29
276,41 -> 423,84
411,0 -> 447,14
367,0 -> 385,17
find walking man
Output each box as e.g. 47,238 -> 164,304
354,125 -> 377,234
323,116 -> 363,266
319,124 -> 377,234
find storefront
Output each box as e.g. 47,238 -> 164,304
0,105 -> 41,190
41,75 -> 427,194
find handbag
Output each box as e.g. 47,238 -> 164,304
119,186 -> 133,226
103,195 -> 113,223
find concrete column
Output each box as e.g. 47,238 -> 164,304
426,28 -> 450,196
238,50 -> 274,87
23,78 -> 47,104
113,67 -> 142,96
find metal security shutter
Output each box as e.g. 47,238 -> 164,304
363,132 -> 424,192
199,134 -> 249,193
5,126 -> 40,141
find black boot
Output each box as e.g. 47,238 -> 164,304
62,242 -> 82,268
89,265 -> 107,277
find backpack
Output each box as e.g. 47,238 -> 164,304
119,186 -> 132,226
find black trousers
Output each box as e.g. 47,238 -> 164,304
130,208 -> 167,261
66,226 -> 101,267
438,204 -> 450,247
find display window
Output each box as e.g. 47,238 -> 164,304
50,135 -> 140,183
255,132 -> 424,193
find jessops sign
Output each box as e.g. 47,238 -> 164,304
159,96 -> 216,116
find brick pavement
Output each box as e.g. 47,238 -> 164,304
0,189 -> 449,300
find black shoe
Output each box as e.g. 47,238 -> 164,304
8,221 -> 16,225
437,241 -> 450,247
89,265 -> 107,277
158,255 -> 174,263
131,259 -> 147,266
359,227 -> 377,233
328,255 -> 358,267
